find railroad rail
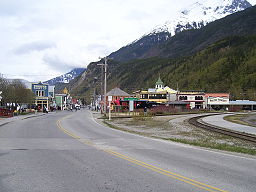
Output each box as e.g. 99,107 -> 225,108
188,114 -> 256,144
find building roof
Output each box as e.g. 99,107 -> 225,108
229,100 -> 256,105
178,91 -> 205,95
106,87 -> 130,97
155,77 -> 164,86
205,93 -> 229,97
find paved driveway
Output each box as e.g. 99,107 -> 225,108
202,114 -> 256,135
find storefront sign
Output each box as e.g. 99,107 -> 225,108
32,83 -> 49,97
129,100 -> 134,112
108,96 -> 112,101
124,97 -> 137,101
208,97 -> 229,104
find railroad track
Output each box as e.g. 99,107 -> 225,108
188,114 -> 256,144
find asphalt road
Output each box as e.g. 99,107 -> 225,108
202,114 -> 256,135
0,110 -> 255,192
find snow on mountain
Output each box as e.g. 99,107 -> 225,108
149,0 -> 252,36
44,68 -> 85,85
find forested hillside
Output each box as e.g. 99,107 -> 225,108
69,6 -> 256,103
70,35 -> 256,102
107,35 -> 256,100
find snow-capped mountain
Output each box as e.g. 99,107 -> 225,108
150,0 -> 252,36
44,68 -> 85,85
109,0 -> 252,62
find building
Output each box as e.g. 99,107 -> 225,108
106,87 -> 130,105
228,100 -> 256,111
177,91 -> 205,109
55,94 -> 68,110
31,82 -> 50,110
205,93 -> 230,110
138,77 -> 177,103
55,88 -> 72,110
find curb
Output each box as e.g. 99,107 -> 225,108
0,113 -> 46,127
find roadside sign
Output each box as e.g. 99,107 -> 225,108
124,97 -> 137,101
129,100 -> 134,112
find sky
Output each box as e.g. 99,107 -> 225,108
0,0 -> 256,82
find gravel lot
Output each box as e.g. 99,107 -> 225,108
100,113 -> 256,151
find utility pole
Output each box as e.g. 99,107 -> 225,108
100,64 -> 103,113
97,57 -> 109,114
104,57 -> 107,114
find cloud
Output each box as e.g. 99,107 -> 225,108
124,9 -> 151,21
0,0 -> 32,17
42,51 -> 86,73
1,0 -> 236,82
85,43 -> 116,56
42,54 -> 74,72
13,41 -> 56,55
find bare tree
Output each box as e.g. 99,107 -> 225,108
0,78 -> 35,108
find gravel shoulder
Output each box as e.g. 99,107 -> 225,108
92,112 -> 256,154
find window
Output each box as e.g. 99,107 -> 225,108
36,90 -> 45,97
195,96 -> 203,100
141,94 -> 149,99
179,96 -> 187,100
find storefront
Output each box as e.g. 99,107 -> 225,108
177,91 -> 205,109
31,82 -> 49,110
205,93 -> 230,110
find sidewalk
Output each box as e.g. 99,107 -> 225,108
201,114 -> 256,135
0,113 -> 46,126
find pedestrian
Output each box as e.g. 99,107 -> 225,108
144,107 -> 147,116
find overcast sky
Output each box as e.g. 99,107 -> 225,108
0,0 -> 255,82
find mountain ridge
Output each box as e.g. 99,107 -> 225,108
69,5 -> 256,102
44,68 -> 85,86
150,0 -> 251,35
109,0 -> 252,62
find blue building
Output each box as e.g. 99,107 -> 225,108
31,82 -> 49,110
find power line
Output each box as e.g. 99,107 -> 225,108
1,73 -> 59,77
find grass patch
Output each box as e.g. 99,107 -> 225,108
102,120 -> 151,137
103,118 -> 256,156
163,138 -> 256,155
20,112 -> 34,115
224,114 -> 253,127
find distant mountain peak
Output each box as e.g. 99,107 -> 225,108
109,0 -> 253,62
44,68 -> 85,86
149,0 -> 252,36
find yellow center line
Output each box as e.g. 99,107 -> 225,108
104,149 -> 222,192
103,149 -> 228,192
56,115 -> 229,192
